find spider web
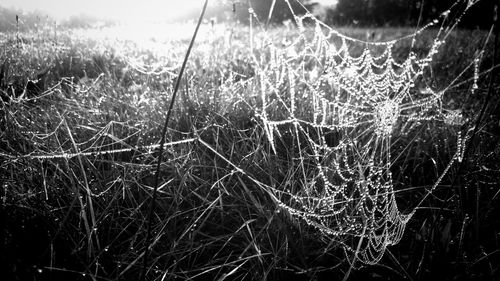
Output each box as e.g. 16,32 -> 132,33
251,0 -> 477,264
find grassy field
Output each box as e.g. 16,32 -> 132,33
1,19 -> 499,281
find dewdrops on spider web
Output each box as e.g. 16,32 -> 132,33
250,0 -> 475,265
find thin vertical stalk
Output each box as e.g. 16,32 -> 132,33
16,15 -> 20,47
460,1 -> 499,239
450,0 -> 499,234
266,0 -> 277,29
139,1 -> 209,280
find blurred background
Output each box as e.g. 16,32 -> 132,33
0,0 -> 496,32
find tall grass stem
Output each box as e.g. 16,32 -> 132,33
139,1 -> 209,280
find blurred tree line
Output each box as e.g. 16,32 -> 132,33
0,6 -> 44,32
328,0 -> 496,28
197,0 -> 496,29
0,6 -> 112,32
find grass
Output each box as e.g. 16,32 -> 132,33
1,17 -> 500,281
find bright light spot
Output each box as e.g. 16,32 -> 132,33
1,0 -> 205,22
76,21 -> 228,50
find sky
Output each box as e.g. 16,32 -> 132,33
1,0 -> 205,20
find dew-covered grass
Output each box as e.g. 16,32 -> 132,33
1,21 -> 499,281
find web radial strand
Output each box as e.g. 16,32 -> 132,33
254,0 -> 470,266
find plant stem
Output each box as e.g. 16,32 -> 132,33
139,1 -> 209,280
